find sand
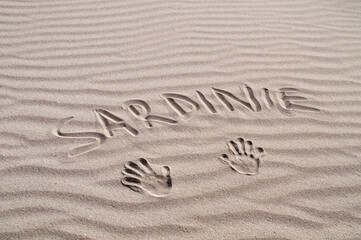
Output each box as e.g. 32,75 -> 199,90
1,0 -> 361,239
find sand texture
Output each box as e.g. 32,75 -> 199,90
1,0 -> 361,239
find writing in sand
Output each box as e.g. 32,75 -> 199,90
53,85 -> 320,157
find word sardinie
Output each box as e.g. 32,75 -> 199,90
53,85 -> 320,157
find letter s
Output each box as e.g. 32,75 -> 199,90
53,117 -> 107,157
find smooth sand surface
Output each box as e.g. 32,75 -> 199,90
1,0 -> 361,239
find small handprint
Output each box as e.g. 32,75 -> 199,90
219,138 -> 265,175
121,158 -> 172,197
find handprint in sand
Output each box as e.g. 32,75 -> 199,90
121,158 -> 172,197
219,138 -> 265,175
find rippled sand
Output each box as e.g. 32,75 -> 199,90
1,0 -> 360,239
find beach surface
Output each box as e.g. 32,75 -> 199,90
1,0 -> 361,239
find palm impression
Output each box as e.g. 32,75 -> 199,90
219,138 -> 265,175
121,158 -> 172,197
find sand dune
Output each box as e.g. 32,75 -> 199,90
1,0 -> 361,239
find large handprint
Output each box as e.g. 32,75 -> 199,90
219,138 -> 265,175
121,158 -> 172,197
